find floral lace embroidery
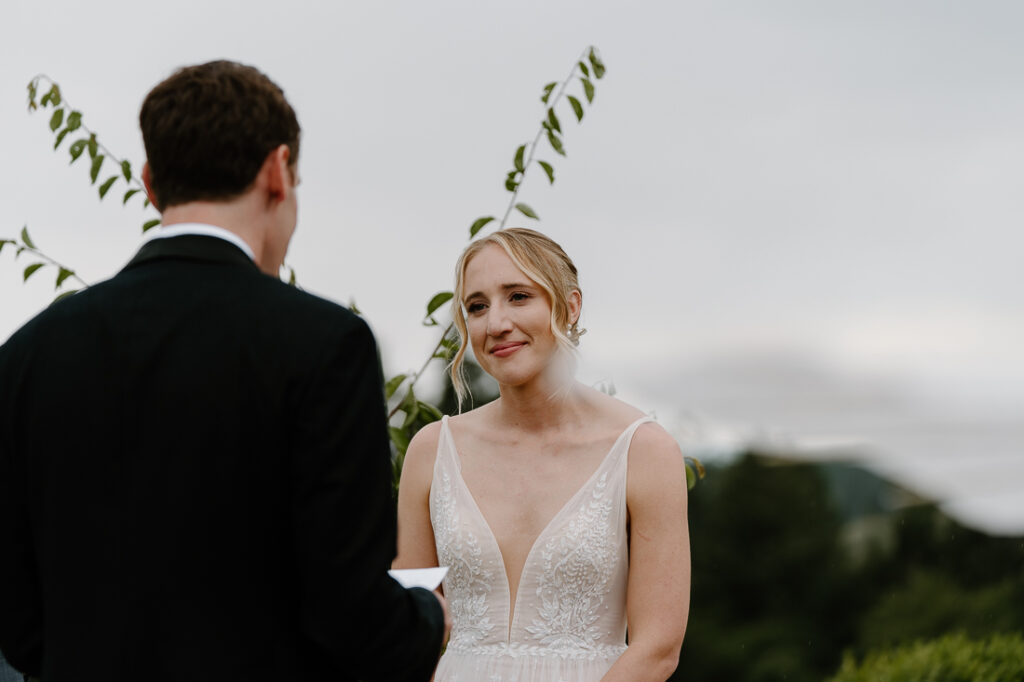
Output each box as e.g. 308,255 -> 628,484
445,641 -> 626,661
433,469 -> 497,647
524,470 -> 618,649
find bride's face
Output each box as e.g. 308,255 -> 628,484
461,244 -> 561,389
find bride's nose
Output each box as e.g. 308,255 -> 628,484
486,305 -> 513,336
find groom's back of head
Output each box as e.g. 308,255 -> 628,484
139,60 -> 301,210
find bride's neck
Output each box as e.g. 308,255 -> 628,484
493,379 -> 585,433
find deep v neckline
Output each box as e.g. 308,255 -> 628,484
441,415 -> 649,639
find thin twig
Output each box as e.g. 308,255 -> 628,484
31,75 -> 147,194
497,50 -> 586,229
18,244 -> 90,289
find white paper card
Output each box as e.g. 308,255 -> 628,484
388,566 -> 449,591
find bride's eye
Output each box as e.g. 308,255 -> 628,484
510,292 -> 530,303
466,301 -> 487,314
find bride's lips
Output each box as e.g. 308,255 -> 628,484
490,342 -> 525,357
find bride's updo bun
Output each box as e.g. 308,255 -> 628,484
450,228 -> 582,404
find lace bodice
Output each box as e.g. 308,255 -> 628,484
429,415 -> 652,681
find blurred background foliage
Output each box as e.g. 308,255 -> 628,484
828,632 -> 1024,682
671,453 -> 1024,680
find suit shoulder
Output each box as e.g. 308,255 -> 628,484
257,277 -> 370,334
0,285 -> 94,352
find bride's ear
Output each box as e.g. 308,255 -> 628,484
567,290 -> 582,325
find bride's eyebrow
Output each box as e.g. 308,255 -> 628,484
463,282 -> 537,303
500,282 -> 536,291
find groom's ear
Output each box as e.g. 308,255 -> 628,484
141,162 -> 162,212
260,144 -> 293,205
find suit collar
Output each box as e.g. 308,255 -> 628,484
147,223 -> 256,261
124,235 -> 262,274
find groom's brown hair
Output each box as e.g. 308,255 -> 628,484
140,60 -> 300,210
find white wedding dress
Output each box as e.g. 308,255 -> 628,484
430,415 -> 653,681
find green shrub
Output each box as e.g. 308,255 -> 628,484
829,632 -> 1024,682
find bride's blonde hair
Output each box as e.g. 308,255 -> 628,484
450,228 -> 582,406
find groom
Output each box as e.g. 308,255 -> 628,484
0,61 -> 447,681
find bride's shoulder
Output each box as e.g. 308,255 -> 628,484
403,419 -> 446,483
445,401 -> 499,439
578,384 -> 679,456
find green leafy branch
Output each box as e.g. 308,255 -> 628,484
385,48 -> 608,478
11,76 -> 301,291
0,226 -> 87,302
28,75 -> 161,234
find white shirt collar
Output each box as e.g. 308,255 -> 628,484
145,222 -> 256,262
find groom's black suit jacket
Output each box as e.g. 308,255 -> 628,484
0,235 -> 444,681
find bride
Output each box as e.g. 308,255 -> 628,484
395,228 -> 690,681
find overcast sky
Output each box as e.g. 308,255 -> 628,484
2,0 -> 1022,532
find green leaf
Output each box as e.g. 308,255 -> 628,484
53,128 -> 70,150
41,90 -> 51,107
385,374 -> 408,400
27,80 -> 37,109
348,298 -> 361,315
546,108 -> 561,134
388,426 -> 410,456
123,188 -> 141,205
142,219 -> 161,232
418,401 -> 443,423
121,160 -> 132,182
581,77 -> 595,103
547,129 -> 566,157
288,266 -> 297,286
90,155 -> 104,184
588,48 -> 606,79
98,175 -> 118,199
537,160 -> 555,184
48,84 -> 61,106
568,95 -> 584,122
0,240 -> 11,257
52,289 -> 79,304
87,134 -> 98,159
49,108 -> 64,132
578,60 -> 590,77
65,110 -> 82,132
69,138 -> 87,163
685,462 -> 696,490
513,144 -> 526,172
426,291 -> 454,317
23,263 -> 44,282
400,387 -> 419,428
470,216 -> 495,237
515,203 -> 539,220
20,226 -> 35,249
689,456 -> 706,480
505,171 -> 519,193
540,81 -> 558,104
55,268 -> 74,289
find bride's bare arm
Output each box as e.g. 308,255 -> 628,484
393,421 -> 442,570
601,423 -> 691,681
